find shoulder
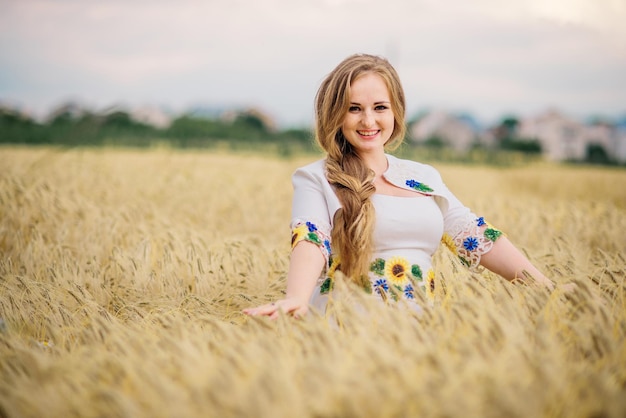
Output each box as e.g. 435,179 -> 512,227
292,158 -> 329,188
385,154 -> 443,184
294,158 -> 326,176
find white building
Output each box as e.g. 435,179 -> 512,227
518,110 -> 626,163
517,110 -> 589,161
612,123 -> 626,163
409,110 -> 479,152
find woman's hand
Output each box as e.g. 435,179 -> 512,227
243,297 -> 309,320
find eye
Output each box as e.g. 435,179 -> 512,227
348,105 -> 361,112
375,105 -> 389,111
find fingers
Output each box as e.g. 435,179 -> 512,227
243,299 -> 307,320
242,302 -> 279,317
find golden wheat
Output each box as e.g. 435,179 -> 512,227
0,146 -> 624,418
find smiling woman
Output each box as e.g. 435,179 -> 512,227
341,72 -> 396,156
243,53 -> 570,320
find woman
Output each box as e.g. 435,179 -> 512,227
243,53 -> 556,319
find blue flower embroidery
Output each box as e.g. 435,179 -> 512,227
404,283 -> 415,299
306,222 -> 318,232
405,179 -> 434,193
373,278 -> 389,295
324,239 -> 331,255
476,217 -> 486,227
463,237 -> 479,251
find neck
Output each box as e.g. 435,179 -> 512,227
358,151 -> 388,178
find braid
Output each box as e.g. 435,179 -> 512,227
314,54 -> 406,288
325,142 -> 376,287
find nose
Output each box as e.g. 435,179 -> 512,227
361,109 -> 375,128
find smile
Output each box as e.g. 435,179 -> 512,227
357,130 -> 380,137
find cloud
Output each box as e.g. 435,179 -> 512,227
1,0 -> 624,125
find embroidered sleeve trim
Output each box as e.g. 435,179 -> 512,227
443,215 -> 504,271
290,219 -> 332,265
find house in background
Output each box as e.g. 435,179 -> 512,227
613,118 -> 626,163
408,108 -> 626,164
408,110 -> 484,152
518,110 -> 626,163
517,110 -> 588,161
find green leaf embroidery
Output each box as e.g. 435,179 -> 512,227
411,264 -> 423,280
306,232 -> 322,245
484,228 -> 503,242
406,179 -> 434,193
370,258 -> 386,275
320,278 -> 333,294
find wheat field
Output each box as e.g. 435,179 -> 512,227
0,145 -> 625,418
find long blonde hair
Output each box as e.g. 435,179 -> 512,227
314,54 -> 406,287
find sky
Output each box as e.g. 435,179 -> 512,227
1,0 -> 625,127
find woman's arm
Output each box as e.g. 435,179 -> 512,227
479,236 -> 555,290
243,241 -> 325,319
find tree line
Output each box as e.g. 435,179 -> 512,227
0,106 -> 316,154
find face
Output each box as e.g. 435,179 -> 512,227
341,72 -> 395,157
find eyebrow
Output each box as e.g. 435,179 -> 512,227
349,101 -> 391,105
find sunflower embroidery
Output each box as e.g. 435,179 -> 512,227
319,256 -> 340,295
405,179 -> 434,193
385,256 -> 411,286
441,233 -> 458,255
290,224 -> 308,248
327,257 -> 341,279
291,222 -> 326,248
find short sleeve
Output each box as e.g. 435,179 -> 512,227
433,171 -> 504,271
290,166 -> 333,265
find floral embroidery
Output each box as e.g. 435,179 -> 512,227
463,237 -> 479,251
365,256 -> 429,303
319,256 -> 341,294
444,214 -> 504,270
404,283 -> 415,299
373,278 -> 390,296
484,228 -> 502,242
411,264 -> 423,281
291,223 -> 322,246
324,239 -> 332,255
327,257 -> 341,279
291,224 -> 306,247
370,258 -> 386,276
385,256 -> 410,285
320,277 -> 333,294
405,179 -> 434,193
291,220 -> 331,263
441,233 -> 458,255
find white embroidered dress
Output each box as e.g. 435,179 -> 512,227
290,154 -> 502,312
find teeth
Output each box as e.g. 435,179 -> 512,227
358,130 -> 378,136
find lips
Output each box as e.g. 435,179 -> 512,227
357,130 -> 380,137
